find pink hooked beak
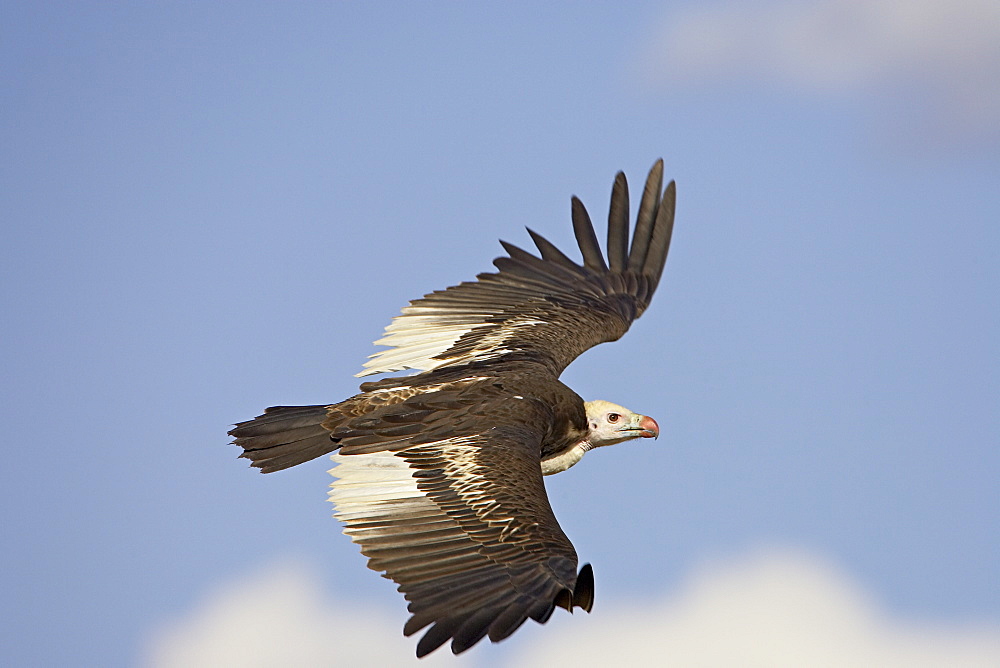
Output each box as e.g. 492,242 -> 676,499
639,415 -> 660,439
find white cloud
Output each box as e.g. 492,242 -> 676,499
645,0 -> 1000,146
511,550 -> 1000,667
142,550 -> 1000,668
141,558 -> 461,668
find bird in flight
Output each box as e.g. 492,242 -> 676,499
230,160 -> 676,657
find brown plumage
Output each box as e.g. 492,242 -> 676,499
230,160 -> 676,657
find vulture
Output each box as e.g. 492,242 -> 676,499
230,160 -> 676,657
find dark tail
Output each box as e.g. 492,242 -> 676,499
229,404 -> 336,473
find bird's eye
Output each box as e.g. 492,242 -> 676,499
607,413 -> 620,423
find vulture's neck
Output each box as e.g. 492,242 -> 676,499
541,438 -> 593,476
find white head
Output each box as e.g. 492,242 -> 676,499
584,400 -> 660,448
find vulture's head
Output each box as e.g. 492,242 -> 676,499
584,399 -> 659,447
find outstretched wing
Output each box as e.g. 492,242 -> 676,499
358,160 -> 676,377
328,391 -> 593,657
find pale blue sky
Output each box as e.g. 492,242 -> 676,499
3,2 -> 998,666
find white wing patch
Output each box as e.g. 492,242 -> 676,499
328,450 -> 424,524
357,308 -> 482,376
357,306 -> 549,377
327,443 -> 476,551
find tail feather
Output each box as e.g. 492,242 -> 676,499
230,405 -> 335,473
235,405 -> 333,433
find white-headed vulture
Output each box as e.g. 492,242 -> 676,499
230,160 -> 676,657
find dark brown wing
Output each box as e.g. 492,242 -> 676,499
328,392 -> 593,657
358,160 -> 676,377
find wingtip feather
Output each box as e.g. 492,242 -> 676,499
643,178 -> 676,292
607,172 -> 629,273
526,227 -> 585,274
571,196 -> 608,272
574,563 -> 595,612
627,159 -> 665,272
